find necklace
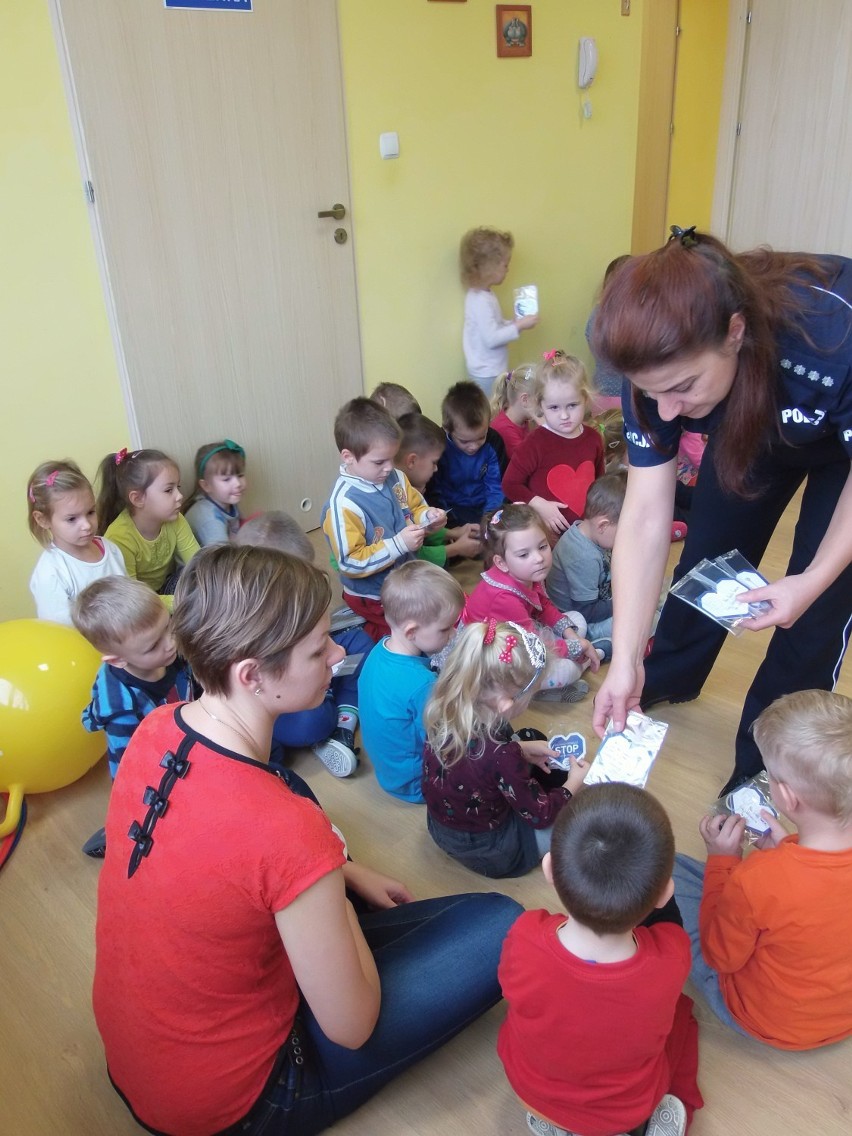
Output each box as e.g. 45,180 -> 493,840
198,699 -> 264,762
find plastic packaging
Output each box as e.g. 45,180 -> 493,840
585,711 -> 668,788
513,284 -> 538,318
711,771 -> 779,846
669,549 -> 771,635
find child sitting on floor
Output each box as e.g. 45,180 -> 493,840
184,439 -> 247,545
422,620 -> 588,878
235,511 -> 374,779
74,575 -> 194,857
358,560 -> 464,803
27,459 -> 126,626
396,412 -> 482,564
503,351 -> 605,537
370,381 -> 421,419
464,504 -> 599,703
427,381 -> 507,526
673,689 -> 852,1051
490,363 -> 538,458
98,447 -> 199,606
546,471 -> 626,661
499,783 -> 703,1136
322,397 -> 445,642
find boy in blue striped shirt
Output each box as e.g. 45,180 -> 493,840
73,576 -> 193,856
322,397 -> 445,642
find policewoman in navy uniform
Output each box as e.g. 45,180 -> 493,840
590,227 -> 852,790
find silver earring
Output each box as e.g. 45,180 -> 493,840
254,687 -> 262,696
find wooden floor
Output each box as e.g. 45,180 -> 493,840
2,496 -> 850,1136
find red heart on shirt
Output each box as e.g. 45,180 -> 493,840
546,461 -> 596,516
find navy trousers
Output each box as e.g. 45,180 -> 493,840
643,432 -> 852,790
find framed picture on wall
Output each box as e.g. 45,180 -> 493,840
496,5 -> 532,58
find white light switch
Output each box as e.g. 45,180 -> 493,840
379,132 -> 400,160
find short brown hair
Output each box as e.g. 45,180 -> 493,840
550,784 -> 675,934
334,397 -> 402,458
381,560 -> 464,628
442,381 -> 490,434
481,503 -> 546,569
72,576 -> 166,653
233,511 -> 315,563
584,471 -> 627,523
370,383 -> 421,419
459,227 -> 514,289
397,413 -> 445,458
171,545 -> 331,696
753,690 -> 852,823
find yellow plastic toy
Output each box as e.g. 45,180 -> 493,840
0,620 -> 104,837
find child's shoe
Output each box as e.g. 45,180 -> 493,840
592,637 -> 612,662
82,826 -> 107,858
670,521 -> 688,542
525,1113 -> 569,1136
311,727 -> 359,778
644,1094 -> 686,1136
533,680 -> 589,704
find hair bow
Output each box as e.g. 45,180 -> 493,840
669,224 -> 698,248
498,634 -> 518,665
198,439 -> 246,476
542,349 -> 561,362
489,508 -> 504,527
115,447 -> 128,465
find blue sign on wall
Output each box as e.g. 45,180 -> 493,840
165,0 -> 252,11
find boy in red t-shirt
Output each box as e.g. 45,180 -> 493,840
498,783 -> 703,1136
673,689 -> 852,1050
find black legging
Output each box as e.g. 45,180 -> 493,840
642,431 -> 852,791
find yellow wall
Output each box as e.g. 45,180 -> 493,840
1,3 -> 128,620
667,0 -> 728,232
338,0 -> 646,419
1,0 -> 724,621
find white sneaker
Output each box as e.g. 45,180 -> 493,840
525,1113 -> 568,1136
311,733 -> 358,777
645,1094 -> 686,1136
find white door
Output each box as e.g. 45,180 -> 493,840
51,0 -> 362,528
722,0 -> 852,256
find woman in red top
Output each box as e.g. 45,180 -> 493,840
93,544 -> 521,1136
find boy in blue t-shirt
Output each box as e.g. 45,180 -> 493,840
358,561 -> 464,802
428,381 -> 507,526
73,576 -> 194,857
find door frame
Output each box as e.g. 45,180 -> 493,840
710,0 -> 750,242
48,0 -> 142,445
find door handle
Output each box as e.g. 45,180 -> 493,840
317,203 -> 346,221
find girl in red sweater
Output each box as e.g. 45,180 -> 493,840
490,362 -> 538,458
464,505 -> 600,702
503,350 -> 604,536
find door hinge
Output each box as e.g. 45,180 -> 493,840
736,122 -> 742,137
84,180 -> 95,204
746,10 -> 752,23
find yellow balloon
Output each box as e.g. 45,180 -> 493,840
0,620 -> 104,836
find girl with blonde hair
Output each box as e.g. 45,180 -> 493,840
490,362 -> 538,458
423,619 -> 588,878
503,350 -> 605,535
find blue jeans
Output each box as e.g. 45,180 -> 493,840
233,892 -> 523,1135
672,853 -> 749,1037
272,627 -> 373,748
